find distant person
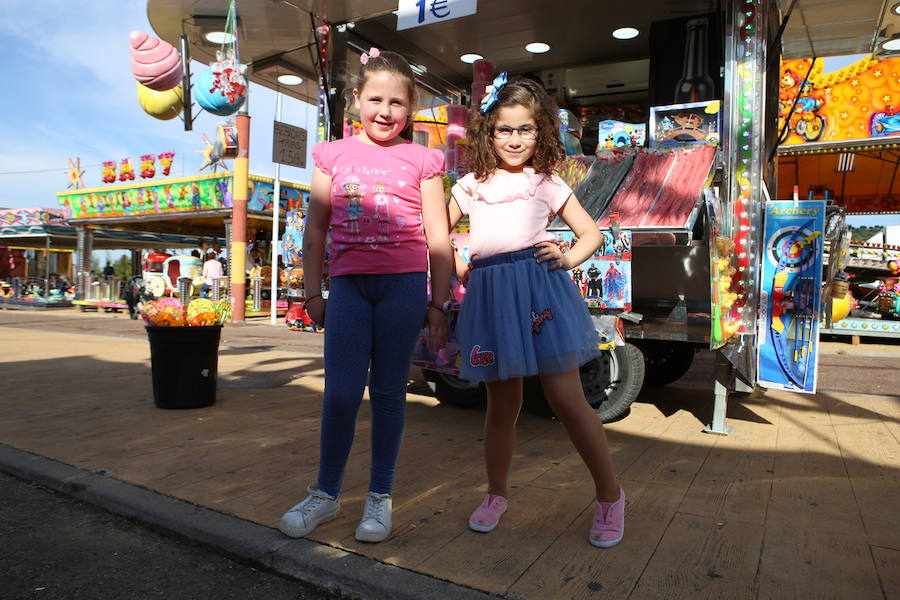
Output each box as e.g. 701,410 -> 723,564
199,251 -> 223,298
888,259 -> 900,276
102,262 -> 115,279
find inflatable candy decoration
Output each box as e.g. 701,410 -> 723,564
136,82 -> 184,121
130,30 -> 183,92
195,67 -> 245,116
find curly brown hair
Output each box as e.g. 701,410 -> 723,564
465,77 -> 565,181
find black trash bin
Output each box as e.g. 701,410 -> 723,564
146,325 -> 222,409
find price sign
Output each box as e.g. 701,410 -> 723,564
272,121 -> 307,169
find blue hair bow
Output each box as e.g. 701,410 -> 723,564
479,72 -> 508,114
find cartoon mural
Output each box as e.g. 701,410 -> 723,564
779,55 -> 900,146
57,174 -> 309,219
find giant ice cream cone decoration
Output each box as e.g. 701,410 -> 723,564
130,30 -> 183,92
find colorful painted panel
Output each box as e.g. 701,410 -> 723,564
757,200 -> 826,393
57,175 -> 233,219
779,55 -> 900,146
0,208 -> 66,226
249,181 -> 310,212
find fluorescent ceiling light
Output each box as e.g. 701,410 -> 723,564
612,27 -> 639,40
460,53 -> 483,63
277,74 -> 303,86
882,37 -> 900,51
525,42 -> 550,54
204,31 -> 235,44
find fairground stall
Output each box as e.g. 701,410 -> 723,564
777,53 -> 900,340
56,169 -> 309,317
146,0 -> 886,433
0,206 -> 215,311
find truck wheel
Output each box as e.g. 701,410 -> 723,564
581,344 -> 645,422
422,370 -> 486,408
632,340 -> 694,387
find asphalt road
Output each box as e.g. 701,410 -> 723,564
0,472 -> 335,600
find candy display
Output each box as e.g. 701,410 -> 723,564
140,297 -> 231,327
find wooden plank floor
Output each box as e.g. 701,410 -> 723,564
0,326 -> 897,599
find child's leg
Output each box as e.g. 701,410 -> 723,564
483,377 -> 524,498
316,276 -> 374,497
367,272 -> 427,494
539,368 -> 620,502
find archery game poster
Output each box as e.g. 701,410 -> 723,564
757,200 -> 825,393
553,229 -> 632,310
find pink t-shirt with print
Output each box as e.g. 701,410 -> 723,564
451,169 -> 573,260
313,137 -> 444,277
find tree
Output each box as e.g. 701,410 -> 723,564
114,255 -> 131,280
849,225 -> 883,243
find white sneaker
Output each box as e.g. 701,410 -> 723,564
278,486 -> 340,538
355,491 -> 392,542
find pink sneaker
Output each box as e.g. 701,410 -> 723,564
468,494 -> 509,532
590,488 -> 625,548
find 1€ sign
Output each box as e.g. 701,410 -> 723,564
272,121 -> 307,169
396,0 -> 477,30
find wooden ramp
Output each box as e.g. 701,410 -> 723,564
0,325 -> 897,599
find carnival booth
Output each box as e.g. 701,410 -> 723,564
777,54 -> 900,340
285,0 -> 786,429
56,171 -> 309,317
145,0 -> 887,432
0,207 -> 217,311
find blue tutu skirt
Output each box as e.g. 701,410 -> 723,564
457,248 -> 603,385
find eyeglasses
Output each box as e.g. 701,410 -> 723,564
492,125 -> 538,140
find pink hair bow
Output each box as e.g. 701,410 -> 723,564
360,47 -> 380,65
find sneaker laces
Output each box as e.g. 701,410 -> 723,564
363,493 -> 389,524
290,489 -> 331,519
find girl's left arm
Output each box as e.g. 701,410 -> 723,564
421,176 -> 452,350
534,193 -> 602,270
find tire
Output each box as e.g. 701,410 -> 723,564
801,115 -> 826,142
632,340 -> 695,387
580,344 -> 645,422
422,369 -> 486,408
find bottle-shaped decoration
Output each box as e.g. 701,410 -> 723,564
674,17 -> 715,103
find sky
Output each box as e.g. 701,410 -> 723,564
0,3 -> 896,234
0,1 -> 318,214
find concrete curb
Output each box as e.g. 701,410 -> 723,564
0,443 -> 500,600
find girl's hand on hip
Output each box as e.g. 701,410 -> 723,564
533,241 -> 568,271
305,296 -> 326,325
426,306 -> 450,353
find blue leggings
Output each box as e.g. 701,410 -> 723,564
316,272 -> 427,497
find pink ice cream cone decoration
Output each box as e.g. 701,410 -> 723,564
130,30 -> 183,91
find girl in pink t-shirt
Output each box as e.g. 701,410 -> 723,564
448,76 -> 625,548
279,49 -> 452,544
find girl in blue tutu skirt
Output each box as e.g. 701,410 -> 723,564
448,75 -> 625,548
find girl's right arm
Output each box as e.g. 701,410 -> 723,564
447,196 -> 470,279
302,167 -> 332,324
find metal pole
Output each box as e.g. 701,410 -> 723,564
270,90 -> 283,325
231,97 -> 251,321
180,34 -> 193,132
44,237 -> 51,297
